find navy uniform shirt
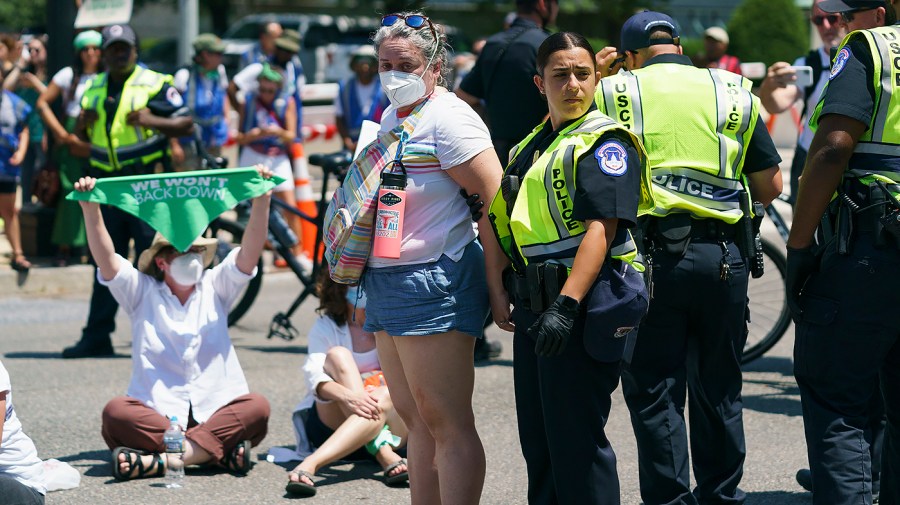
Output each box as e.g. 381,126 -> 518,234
459,18 -> 549,143
507,106 -> 641,229
640,54 -> 782,174
815,30 -> 885,127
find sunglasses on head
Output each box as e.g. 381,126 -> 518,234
811,14 -> 839,26
840,8 -> 875,23
382,14 -> 438,45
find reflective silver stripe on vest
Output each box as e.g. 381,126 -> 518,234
569,116 -> 617,135
650,166 -> 745,214
869,28 -> 896,143
709,69 -> 753,179
89,146 -> 110,163
115,135 -> 167,163
543,149 -> 569,238
854,142 -> 900,156
602,74 -> 643,138
849,168 -> 900,183
520,235 -> 583,260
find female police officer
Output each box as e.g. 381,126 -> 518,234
488,32 -> 652,504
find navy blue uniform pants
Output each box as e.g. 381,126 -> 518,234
80,205 -> 154,347
622,239 -> 749,505
793,232 -> 900,505
512,303 -> 622,505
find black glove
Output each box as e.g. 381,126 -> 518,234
785,245 -> 818,323
528,295 -> 579,356
459,188 -> 484,222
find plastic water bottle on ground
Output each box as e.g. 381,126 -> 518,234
163,416 -> 185,488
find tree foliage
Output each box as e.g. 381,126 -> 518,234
728,0 -> 808,65
0,0 -> 47,32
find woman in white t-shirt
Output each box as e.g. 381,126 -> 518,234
285,273 -> 408,497
317,12 -> 510,505
0,359 -> 46,505
35,30 -> 101,265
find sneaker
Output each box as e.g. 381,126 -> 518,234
295,254 -> 313,275
62,341 -> 115,359
474,339 -> 502,362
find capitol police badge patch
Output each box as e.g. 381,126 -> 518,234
595,141 -> 628,177
830,47 -> 851,80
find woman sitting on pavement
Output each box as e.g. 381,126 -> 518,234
74,166 -> 273,481
286,272 -> 409,497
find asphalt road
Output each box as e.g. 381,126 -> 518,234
0,143 -> 813,504
2,247 -> 812,505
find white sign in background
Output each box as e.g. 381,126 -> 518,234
74,0 -> 133,29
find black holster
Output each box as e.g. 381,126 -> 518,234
508,262 -> 569,314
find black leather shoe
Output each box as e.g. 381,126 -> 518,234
474,339 -> 502,362
62,341 -> 115,359
796,469 -> 812,492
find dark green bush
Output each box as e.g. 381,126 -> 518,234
728,0 -> 809,65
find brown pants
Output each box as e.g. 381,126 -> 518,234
101,393 -> 270,462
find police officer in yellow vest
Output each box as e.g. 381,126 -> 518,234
488,32 -> 653,504
787,0 -> 900,502
595,12 -> 783,504
62,24 -> 194,359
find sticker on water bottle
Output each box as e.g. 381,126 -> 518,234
165,439 -> 184,453
376,209 -> 401,238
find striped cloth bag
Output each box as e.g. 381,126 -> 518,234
323,97 -> 431,284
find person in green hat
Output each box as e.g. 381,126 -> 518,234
171,33 -> 229,171
35,30 -> 102,266
229,28 -> 304,138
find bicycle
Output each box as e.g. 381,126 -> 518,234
742,195 -> 791,364
202,147 -> 353,338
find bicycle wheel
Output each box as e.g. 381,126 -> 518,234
208,217 -> 263,327
742,238 -> 791,364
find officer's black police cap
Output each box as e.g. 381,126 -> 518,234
619,10 -> 680,52
818,0 -> 887,13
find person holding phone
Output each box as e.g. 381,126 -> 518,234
759,0 -> 847,206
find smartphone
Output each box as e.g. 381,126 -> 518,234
792,65 -> 814,88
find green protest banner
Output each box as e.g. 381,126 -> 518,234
67,168 -> 284,251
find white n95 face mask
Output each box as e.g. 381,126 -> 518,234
379,70 -> 427,108
168,252 -> 205,286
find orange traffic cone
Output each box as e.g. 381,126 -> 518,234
291,142 -> 322,261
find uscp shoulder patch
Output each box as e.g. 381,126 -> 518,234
595,141 -> 628,177
830,47 -> 851,80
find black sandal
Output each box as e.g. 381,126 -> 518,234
111,447 -> 165,481
285,469 -> 317,497
220,440 -> 252,475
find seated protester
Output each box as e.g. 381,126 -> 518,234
72,166 -> 274,482
286,272 -> 408,497
0,359 -> 46,505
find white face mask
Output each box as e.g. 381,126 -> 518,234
168,252 -> 204,286
379,39 -> 439,108
379,70 -> 427,108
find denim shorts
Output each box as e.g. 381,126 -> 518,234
363,240 -> 489,338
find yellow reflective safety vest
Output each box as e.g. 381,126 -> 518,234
810,25 -> 900,195
595,64 -> 760,224
488,110 -> 654,274
81,67 -> 173,172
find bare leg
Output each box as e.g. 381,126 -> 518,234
0,193 -> 28,268
288,347 -> 387,486
377,331 -> 441,505
395,331 -> 485,505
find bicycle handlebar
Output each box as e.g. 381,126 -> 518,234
308,150 -> 353,176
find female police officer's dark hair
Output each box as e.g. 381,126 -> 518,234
535,31 -> 596,76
